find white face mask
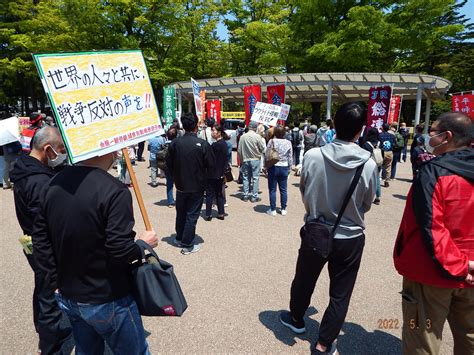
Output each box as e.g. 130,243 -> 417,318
423,132 -> 445,154
47,147 -> 68,168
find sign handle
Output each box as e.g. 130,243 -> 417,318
121,148 -> 153,231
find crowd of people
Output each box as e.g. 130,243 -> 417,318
1,107 -> 473,354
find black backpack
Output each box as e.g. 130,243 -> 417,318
291,130 -> 301,146
156,143 -> 169,170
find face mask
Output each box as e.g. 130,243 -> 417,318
47,147 -> 68,168
423,132 -> 445,154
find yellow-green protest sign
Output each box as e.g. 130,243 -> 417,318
33,50 -> 163,163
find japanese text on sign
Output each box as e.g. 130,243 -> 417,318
250,102 -> 282,127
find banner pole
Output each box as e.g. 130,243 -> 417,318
122,147 -> 153,231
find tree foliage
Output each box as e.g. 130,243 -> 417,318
0,0 -> 472,113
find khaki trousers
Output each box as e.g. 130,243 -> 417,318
401,277 -> 474,355
382,150 -> 393,182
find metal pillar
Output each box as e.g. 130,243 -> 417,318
424,96 -> 431,133
326,82 -> 333,120
414,85 -> 423,127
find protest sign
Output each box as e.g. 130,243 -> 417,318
200,90 -> 206,122
163,86 -> 176,129
244,85 -> 261,126
250,102 -> 282,127
367,86 -> 391,131
0,117 -> 20,145
18,117 -> 30,131
33,50 -> 163,164
452,94 -> 474,120
278,103 -> 291,121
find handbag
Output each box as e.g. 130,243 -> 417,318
265,139 -> 280,169
224,163 -> 234,182
132,240 -> 187,316
301,163 -> 364,258
368,142 -> 383,167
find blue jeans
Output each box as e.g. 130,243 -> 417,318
175,191 -> 204,247
165,170 -> 175,204
293,146 -> 301,166
55,293 -> 149,355
391,150 -> 401,179
375,168 -> 381,199
267,165 -> 289,211
241,160 -> 261,199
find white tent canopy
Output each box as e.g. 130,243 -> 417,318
171,72 -> 452,126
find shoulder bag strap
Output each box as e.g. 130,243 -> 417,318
331,163 -> 365,235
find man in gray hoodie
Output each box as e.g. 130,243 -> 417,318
280,103 -> 377,354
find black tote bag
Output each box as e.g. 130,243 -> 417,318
132,240 -> 187,316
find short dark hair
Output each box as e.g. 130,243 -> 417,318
274,125 -> 285,138
334,102 -> 366,141
181,112 -> 198,132
435,112 -> 473,147
382,123 -> 389,132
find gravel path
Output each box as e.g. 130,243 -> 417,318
0,154 -> 454,354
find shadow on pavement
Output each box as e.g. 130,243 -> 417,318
392,194 -> 407,201
253,204 -> 270,213
396,178 -> 413,183
259,308 -> 402,354
161,234 -> 205,247
154,199 -> 172,206
259,307 -> 319,347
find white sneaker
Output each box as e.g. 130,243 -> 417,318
266,209 -> 277,216
224,203 -> 229,207
181,244 -> 201,255
281,209 -> 287,216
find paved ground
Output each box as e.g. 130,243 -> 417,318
0,153 -> 455,354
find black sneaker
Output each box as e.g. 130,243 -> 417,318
373,198 -> 380,205
279,311 -> 306,334
242,196 -> 249,202
250,197 -> 261,203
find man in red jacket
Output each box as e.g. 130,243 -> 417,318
393,112 -> 474,354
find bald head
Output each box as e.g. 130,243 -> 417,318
31,126 -> 64,152
435,112 -> 473,148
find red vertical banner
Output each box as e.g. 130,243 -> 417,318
367,86 -> 392,131
206,100 -> 221,124
244,85 -> 261,126
387,95 -> 401,125
266,84 -> 285,105
452,94 -> 474,120
199,90 -> 206,123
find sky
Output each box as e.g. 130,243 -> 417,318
216,2 -> 473,42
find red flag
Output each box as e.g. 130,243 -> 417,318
367,86 -> 392,131
244,85 -> 261,126
387,95 -> 401,125
206,100 -> 221,124
266,84 -> 285,105
452,94 -> 474,120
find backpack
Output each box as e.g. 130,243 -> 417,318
368,142 -> 383,167
325,129 -> 336,144
156,143 -> 169,170
393,132 -> 405,151
291,130 -> 301,146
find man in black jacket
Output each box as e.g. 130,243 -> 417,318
10,126 -> 72,354
32,151 -> 158,354
166,112 -> 215,255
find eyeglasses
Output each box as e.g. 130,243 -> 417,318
428,129 -> 446,134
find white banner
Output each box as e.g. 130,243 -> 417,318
278,103 -> 291,121
191,78 -> 202,120
250,102 -> 282,127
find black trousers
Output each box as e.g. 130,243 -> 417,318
25,252 -> 72,353
137,141 -> 145,160
175,191 -> 204,247
205,178 -> 225,217
289,235 -> 365,347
